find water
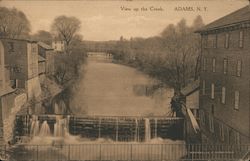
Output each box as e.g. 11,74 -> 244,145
30,120 -> 39,137
144,118 -> 151,142
39,121 -> 51,137
71,58 -> 174,116
154,118 -> 158,138
134,118 -> 138,142
25,55 -> 178,144
54,117 -> 69,137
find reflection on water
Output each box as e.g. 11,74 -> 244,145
71,59 -> 174,116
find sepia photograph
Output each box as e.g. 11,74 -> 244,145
0,0 -> 249,160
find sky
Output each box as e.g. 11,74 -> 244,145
0,0 -> 248,41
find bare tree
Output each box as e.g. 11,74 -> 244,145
0,7 -> 31,38
51,15 -> 81,53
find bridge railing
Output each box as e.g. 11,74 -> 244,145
6,143 -> 250,161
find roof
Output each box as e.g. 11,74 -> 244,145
0,38 -> 37,43
180,80 -> 199,96
38,41 -> 53,50
0,87 -> 16,97
38,55 -> 46,62
196,5 -> 250,33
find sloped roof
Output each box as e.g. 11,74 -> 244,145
38,41 -> 53,50
197,5 -> 250,32
181,80 -> 199,96
0,38 -> 37,43
38,55 -> 46,62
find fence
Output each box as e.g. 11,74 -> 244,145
4,143 -> 250,161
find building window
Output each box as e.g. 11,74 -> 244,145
212,58 -> 216,72
199,110 -> 205,127
235,132 -> 240,144
239,31 -> 243,48
223,59 -> 228,74
32,46 -> 37,53
203,58 -> 207,71
8,42 -> 14,52
221,87 -> 226,104
213,34 -> 217,48
236,60 -> 242,77
225,33 -> 229,48
211,105 -> 214,115
0,80 -> 2,89
234,91 -> 240,110
209,115 -> 214,133
204,35 -> 208,48
211,83 -> 215,99
219,124 -> 224,141
202,80 -> 206,95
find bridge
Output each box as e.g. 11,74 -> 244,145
87,52 -> 113,62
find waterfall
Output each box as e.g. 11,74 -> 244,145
134,118 -> 138,142
144,118 -> 151,142
39,121 -> 51,137
98,118 -> 101,139
154,118 -> 157,138
54,116 -> 68,137
30,120 -> 40,137
116,118 -> 118,141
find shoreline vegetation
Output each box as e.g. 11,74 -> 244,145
108,16 -> 204,92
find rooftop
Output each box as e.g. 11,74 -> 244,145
0,38 -> 37,43
196,5 -> 250,33
38,41 -> 53,50
180,80 -> 199,96
38,55 -> 46,62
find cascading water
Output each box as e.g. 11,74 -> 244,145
30,116 -> 40,137
134,118 -> 139,142
39,121 -> 51,137
54,116 -> 69,137
154,118 -> 157,138
144,118 -> 151,142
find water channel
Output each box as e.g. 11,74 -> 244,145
72,52 -> 174,116
9,52 -> 185,161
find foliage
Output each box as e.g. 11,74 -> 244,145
51,15 -> 81,53
0,7 -> 31,38
110,16 -> 204,91
32,30 -> 53,45
53,37 -> 86,86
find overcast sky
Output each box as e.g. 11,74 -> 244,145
1,0 -> 248,41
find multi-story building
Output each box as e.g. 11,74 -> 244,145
0,39 -> 28,144
196,4 -> 250,144
0,38 -> 41,99
52,39 -> 65,52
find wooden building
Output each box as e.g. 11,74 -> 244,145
38,41 -> 55,75
196,4 -> 250,144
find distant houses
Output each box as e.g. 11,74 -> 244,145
52,39 -> 65,52
196,3 -> 250,144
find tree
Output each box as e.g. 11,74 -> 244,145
32,30 -> 53,45
0,7 -> 31,38
51,15 -> 81,53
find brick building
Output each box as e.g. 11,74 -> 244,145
0,39 -> 28,144
196,4 -> 250,144
0,38 -> 41,99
